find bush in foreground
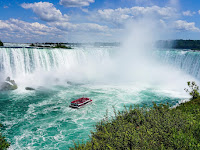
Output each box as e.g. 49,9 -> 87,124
71,82 -> 200,150
0,124 -> 10,150
185,81 -> 199,99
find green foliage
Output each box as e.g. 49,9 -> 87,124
30,43 -> 35,47
0,124 -> 10,150
0,40 -> 3,46
156,40 -> 200,50
185,81 -> 200,99
29,43 -> 72,49
54,43 -> 72,49
71,82 -> 200,149
71,101 -> 200,150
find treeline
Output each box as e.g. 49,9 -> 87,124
0,40 -> 3,46
30,43 -> 72,49
157,40 -> 200,50
30,42 -> 120,47
71,82 -> 200,149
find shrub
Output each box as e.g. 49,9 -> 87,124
30,43 -> 35,47
71,82 -> 200,149
184,81 -> 200,99
71,102 -> 200,150
0,124 -> 10,150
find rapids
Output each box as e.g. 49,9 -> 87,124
0,46 -> 199,149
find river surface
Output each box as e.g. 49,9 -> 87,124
0,45 -> 198,149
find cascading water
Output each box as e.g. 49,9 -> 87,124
1,47 -> 199,84
0,47 -> 112,87
0,46 -> 198,149
0,47 -> 111,76
156,50 -> 200,80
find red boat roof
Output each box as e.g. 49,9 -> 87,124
71,97 -> 91,104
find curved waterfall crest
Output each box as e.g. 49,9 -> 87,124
157,50 -> 200,80
1,48 -> 200,82
0,47 -> 110,78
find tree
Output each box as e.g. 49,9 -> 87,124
184,81 -> 200,99
0,40 -> 3,46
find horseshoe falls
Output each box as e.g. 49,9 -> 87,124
0,47 -> 112,87
157,50 -> 200,80
0,46 -> 199,149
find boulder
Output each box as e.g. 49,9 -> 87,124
25,87 -> 35,91
0,77 -> 18,91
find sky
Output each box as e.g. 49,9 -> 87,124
0,0 -> 200,43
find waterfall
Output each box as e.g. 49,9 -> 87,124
156,50 -> 200,80
0,47 -> 200,85
0,47 -> 111,78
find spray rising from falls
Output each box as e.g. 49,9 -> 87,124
0,46 -> 199,86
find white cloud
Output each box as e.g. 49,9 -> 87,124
198,10 -> 200,15
174,20 -> 200,32
48,22 -> 77,31
95,6 -> 177,27
168,0 -> 179,7
182,10 -> 195,16
76,23 -> 108,32
0,17 -> 112,42
48,22 -> 108,32
21,2 -> 69,22
60,0 -> 94,7
0,19 -> 66,42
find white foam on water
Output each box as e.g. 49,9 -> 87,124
2,81 -> 193,149
1,14 -> 200,149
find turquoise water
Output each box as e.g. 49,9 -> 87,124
0,83 -> 183,149
0,46 -> 198,149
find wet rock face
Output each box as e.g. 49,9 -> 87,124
25,87 -> 35,91
0,77 -> 18,91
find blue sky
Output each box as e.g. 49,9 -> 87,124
1,0 -> 200,42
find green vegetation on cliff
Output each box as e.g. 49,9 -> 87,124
157,40 -> 200,50
0,124 -> 10,150
54,43 -> 72,49
71,82 -> 200,150
30,43 -> 72,49
0,40 -> 3,46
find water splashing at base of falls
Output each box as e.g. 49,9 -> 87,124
0,47 -> 113,87
0,45 -> 199,149
0,46 -> 199,89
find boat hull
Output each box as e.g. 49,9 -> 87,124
69,99 -> 92,109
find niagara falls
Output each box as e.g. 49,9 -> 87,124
1,0 -> 200,149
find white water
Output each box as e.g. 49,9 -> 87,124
0,46 -> 198,90
157,50 -> 200,79
1,46 -> 199,149
0,45 -> 198,97
0,47 -> 113,88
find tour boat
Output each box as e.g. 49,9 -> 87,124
69,97 -> 92,109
